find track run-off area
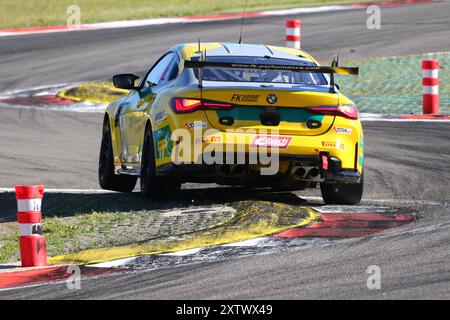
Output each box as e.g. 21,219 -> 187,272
0,0 -> 449,298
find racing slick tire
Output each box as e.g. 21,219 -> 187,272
320,172 -> 364,205
99,119 -> 137,192
140,123 -> 181,198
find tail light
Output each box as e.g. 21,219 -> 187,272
171,98 -> 233,113
173,98 -> 202,112
309,104 -> 358,120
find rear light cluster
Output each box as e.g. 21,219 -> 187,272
172,98 -> 233,113
309,104 -> 359,120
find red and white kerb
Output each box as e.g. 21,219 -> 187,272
422,60 -> 439,114
15,185 -> 47,267
285,20 -> 301,50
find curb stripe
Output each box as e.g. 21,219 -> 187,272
0,265 -> 116,289
0,266 -> 67,288
272,210 -> 415,239
47,208 -> 320,265
306,220 -> 410,228
220,237 -> 267,247
0,95 -> 75,106
273,227 -> 383,238
160,247 -> 204,256
321,212 -> 415,222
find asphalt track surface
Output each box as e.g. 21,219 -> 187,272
0,1 -> 449,299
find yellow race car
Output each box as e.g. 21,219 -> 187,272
99,43 -> 364,204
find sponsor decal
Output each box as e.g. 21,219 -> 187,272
359,137 -> 364,166
321,141 -> 345,150
266,93 -> 278,104
251,135 -> 292,149
231,94 -> 260,103
157,139 -> 167,151
204,136 -> 221,143
155,110 -> 168,123
185,121 -> 207,129
154,125 -> 173,158
334,126 -> 352,134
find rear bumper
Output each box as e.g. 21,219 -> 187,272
157,119 -> 363,184
157,153 -> 361,184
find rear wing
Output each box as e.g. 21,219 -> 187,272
184,56 -> 358,92
184,60 -> 359,76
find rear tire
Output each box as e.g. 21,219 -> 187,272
320,172 -> 364,205
140,123 -> 181,198
98,118 -> 137,192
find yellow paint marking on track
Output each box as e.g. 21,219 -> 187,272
57,82 -> 128,104
49,206 -> 320,265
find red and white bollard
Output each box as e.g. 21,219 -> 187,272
422,60 -> 439,114
15,185 -> 47,267
285,20 -> 301,49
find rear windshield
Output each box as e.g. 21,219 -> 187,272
192,56 -> 328,85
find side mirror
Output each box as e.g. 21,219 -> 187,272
113,74 -> 140,90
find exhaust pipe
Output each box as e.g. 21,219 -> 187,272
234,165 -> 245,174
221,164 -> 231,174
308,168 -> 320,178
293,167 -> 306,179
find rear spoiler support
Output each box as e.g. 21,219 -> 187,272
330,54 -> 339,93
198,50 -> 206,89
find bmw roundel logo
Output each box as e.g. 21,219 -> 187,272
267,93 -> 277,104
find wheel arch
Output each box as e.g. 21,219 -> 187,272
102,111 -> 120,164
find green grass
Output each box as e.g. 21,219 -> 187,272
0,211 -> 124,263
0,232 -> 19,263
337,52 -> 449,114
0,0 -> 376,29
0,192 -> 312,264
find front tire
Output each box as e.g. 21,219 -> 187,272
320,172 -> 364,205
98,118 -> 137,192
140,123 -> 180,198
